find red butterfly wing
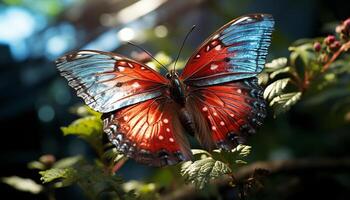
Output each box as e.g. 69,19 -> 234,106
103,97 -> 192,167
56,50 -> 168,113
181,14 -> 274,150
186,78 -> 266,150
180,14 -> 274,86
57,50 -> 192,166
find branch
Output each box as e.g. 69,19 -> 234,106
162,157 -> 350,200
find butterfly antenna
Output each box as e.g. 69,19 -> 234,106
173,25 -> 196,72
127,41 -> 169,72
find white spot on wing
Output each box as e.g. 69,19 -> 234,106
166,128 -> 170,132
213,112 -> 218,116
210,64 -> 218,70
123,116 -> 129,121
220,121 -> 225,126
215,45 -> 222,51
237,89 -> 242,94
169,137 -> 174,142
212,126 -> 217,131
158,135 -> 164,140
163,118 -> 169,124
195,54 -> 200,58
118,66 -> 125,72
132,82 -> 140,88
202,107 -> 208,112
141,66 -> 145,70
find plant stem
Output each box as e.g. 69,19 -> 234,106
322,40 -> 350,72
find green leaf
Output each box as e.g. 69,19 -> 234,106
212,144 -> 251,169
71,105 -> 102,117
270,67 -> 291,79
27,161 -> 46,170
103,147 -> 125,166
123,181 -> 158,200
39,163 -> 129,199
191,149 -> 212,156
258,72 -> 269,85
264,78 -> 290,100
181,157 -> 231,189
73,165 -> 125,199
53,156 -> 83,169
270,92 -> 302,116
61,116 -> 103,154
289,43 -> 315,68
232,144 -> 252,158
40,168 -> 78,187
2,176 -> 43,194
265,57 -> 288,71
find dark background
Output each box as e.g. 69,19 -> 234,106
1,0 -> 350,199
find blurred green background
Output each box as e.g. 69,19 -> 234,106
1,0 -> 350,199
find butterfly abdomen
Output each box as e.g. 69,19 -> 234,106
178,107 -> 196,136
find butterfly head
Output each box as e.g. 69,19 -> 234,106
165,70 -> 179,80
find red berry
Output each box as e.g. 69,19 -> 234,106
344,18 -> 350,28
313,42 -> 321,52
324,35 -> 336,45
330,41 -> 341,52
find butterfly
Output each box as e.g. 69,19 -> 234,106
56,14 -> 274,167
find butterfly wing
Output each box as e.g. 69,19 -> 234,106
186,78 -> 266,150
180,14 -> 274,86
56,50 -> 168,113
182,14 -> 274,150
57,50 -> 191,166
103,97 -> 192,167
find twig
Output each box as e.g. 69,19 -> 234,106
161,157 -> 350,200
322,41 -> 350,72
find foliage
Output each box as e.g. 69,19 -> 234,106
262,18 -> 350,116
181,145 -> 251,189
3,15 -> 350,200
1,176 -> 43,194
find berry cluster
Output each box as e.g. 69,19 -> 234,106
313,17 -> 350,64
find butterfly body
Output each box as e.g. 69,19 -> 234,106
167,70 -> 187,105
56,14 -> 274,167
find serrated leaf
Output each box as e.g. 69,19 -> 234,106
258,72 -> 269,85
289,43 -> 315,67
270,67 -> 291,79
212,145 -> 251,170
265,57 -> 288,70
264,78 -> 290,100
2,176 -> 43,194
61,116 -> 103,154
191,149 -> 211,156
181,157 -> 231,189
40,168 -> 78,186
232,144 -> 252,158
270,92 -> 302,116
